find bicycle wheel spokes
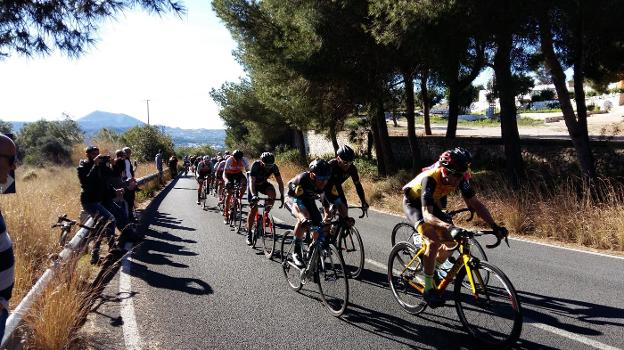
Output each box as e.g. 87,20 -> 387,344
316,244 -> 349,316
387,242 -> 427,315
454,261 -> 523,348
280,230 -> 302,291
338,227 -> 365,279
262,215 -> 275,259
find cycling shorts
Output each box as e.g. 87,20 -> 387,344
286,195 -> 322,226
248,182 -> 275,202
402,195 -> 451,228
225,172 -> 245,189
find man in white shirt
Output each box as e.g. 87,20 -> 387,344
123,147 -> 137,222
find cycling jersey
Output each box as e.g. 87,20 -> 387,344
196,161 -> 213,178
249,160 -> 280,185
224,157 -> 248,175
215,160 -> 226,175
324,158 -> 365,204
287,172 -> 324,200
402,167 -> 475,208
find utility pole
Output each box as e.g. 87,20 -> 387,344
146,99 -> 151,125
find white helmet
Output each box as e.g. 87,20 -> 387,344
203,155 -> 210,161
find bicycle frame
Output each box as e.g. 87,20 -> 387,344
401,237 -> 482,296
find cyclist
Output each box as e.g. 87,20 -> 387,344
214,156 -> 227,203
223,150 -> 248,224
192,156 -> 201,175
195,156 -> 214,205
285,159 -> 332,267
183,155 -> 191,175
245,152 -> 285,245
321,145 -> 369,231
402,147 -> 507,307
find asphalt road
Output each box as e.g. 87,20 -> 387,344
91,175 -> 624,350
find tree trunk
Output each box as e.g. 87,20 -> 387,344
420,70 -> 432,135
292,128 -> 307,163
366,130 -> 374,159
369,116 -> 386,176
391,113 -> 398,127
403,69 -> 421,171
376,96 -> 397,175
494,28 -> 524,186
446,83 -> 460,138
329,121 -> 339,154
539,13 -> 596,178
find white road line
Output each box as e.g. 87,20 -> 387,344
368,208 -> 624,261
525,318 -> 622,350
120,242 -> 143,350
364,256 -> 622,350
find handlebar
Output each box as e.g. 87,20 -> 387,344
51,214 -> 95,230
250,196 -> 285,209
469,230 -> 509,249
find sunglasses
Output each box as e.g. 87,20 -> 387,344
315,175 -> 331,181
0,154 -> 16,166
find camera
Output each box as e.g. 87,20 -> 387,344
99,155 -> 111,163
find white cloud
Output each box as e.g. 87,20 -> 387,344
0,0 -> 245,129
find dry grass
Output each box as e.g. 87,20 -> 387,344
0,158 -> 168,348
279,161 -> 624,252
24,258 -> 92,350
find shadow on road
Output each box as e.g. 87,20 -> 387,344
518,289 -> 624,335
128,260 -> 213,295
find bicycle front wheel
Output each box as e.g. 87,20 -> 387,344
387,242 -> 427,315
262,215 -> 276,259
337,226 -> 365,279
316,244 -> 349,316
454,260 -> 523,348
280,230 -> 302,291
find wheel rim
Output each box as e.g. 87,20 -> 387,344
317,245 -> 349,315
455,263 -> 522,346
338,227 -> 364,278
281,232 -> 302,290
262,216 -> 275,258
388,243 -> 427,314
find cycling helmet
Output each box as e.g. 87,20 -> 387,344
337,144 -> 355,162
233,149 -> 243,160
439,148 -> 472,174
217,156 -> 223,162
260,152 -> 275,165
308,159 -> 331,178
203,156 -> 210,161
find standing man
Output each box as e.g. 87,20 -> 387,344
123,147 -> 136,222
0,134 -> 16,340
155,150 -> 163,184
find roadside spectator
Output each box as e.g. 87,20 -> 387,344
112,150 -> 126,180
77,146 -> 121,264
0,134 -> 16,341
155,150 -> 163,184
168,155 -> 178,177
123,147 -> 136,222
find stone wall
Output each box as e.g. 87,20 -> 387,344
305,130 -> 624,175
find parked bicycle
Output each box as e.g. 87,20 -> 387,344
280,223 -> 349,316
387,227 -> 522,348
52,214 -> 95,247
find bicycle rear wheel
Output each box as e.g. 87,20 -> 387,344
337,226 -> 365,279
391,222 -> 419,247
251,217 -> 261,248
261,215 -> 276,259
387,242 -> 427,315
316,244 -> 349,316
454,260 -> 523,348
280,230 -> 302,291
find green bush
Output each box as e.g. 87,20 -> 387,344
17,118 -> 83,165
275,146 -> 304,165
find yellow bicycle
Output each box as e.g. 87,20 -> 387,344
387,228 -> 523,348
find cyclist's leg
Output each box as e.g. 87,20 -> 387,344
246,185 -> 257,232
197,177 -> 204,203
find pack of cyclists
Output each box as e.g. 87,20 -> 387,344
182,145 -> 508,309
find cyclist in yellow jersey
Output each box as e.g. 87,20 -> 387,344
402,147 -> 507,307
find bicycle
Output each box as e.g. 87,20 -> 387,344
52,214 -> 95,247
225,181 -> 244,231
324,205 -> 368,279
387,228 -> 522,348
280,224 -> 349,316
248,197 -> 282,259
391,208 -> 488,282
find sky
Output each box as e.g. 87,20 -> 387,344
0,0 -> 245,129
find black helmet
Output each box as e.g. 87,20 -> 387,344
233,149 -> 243,160
308,159 -> 331,178
260,152 -> 275,165
439,147 -> 472,174
337,144 -> 355,162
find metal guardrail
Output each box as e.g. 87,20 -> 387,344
0,170 -> 169,350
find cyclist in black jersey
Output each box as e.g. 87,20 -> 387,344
285,159 -> 331,267
322,145 -> 369,224
245,152 -> 284,245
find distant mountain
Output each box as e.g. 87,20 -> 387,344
7,111 -> 225,148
